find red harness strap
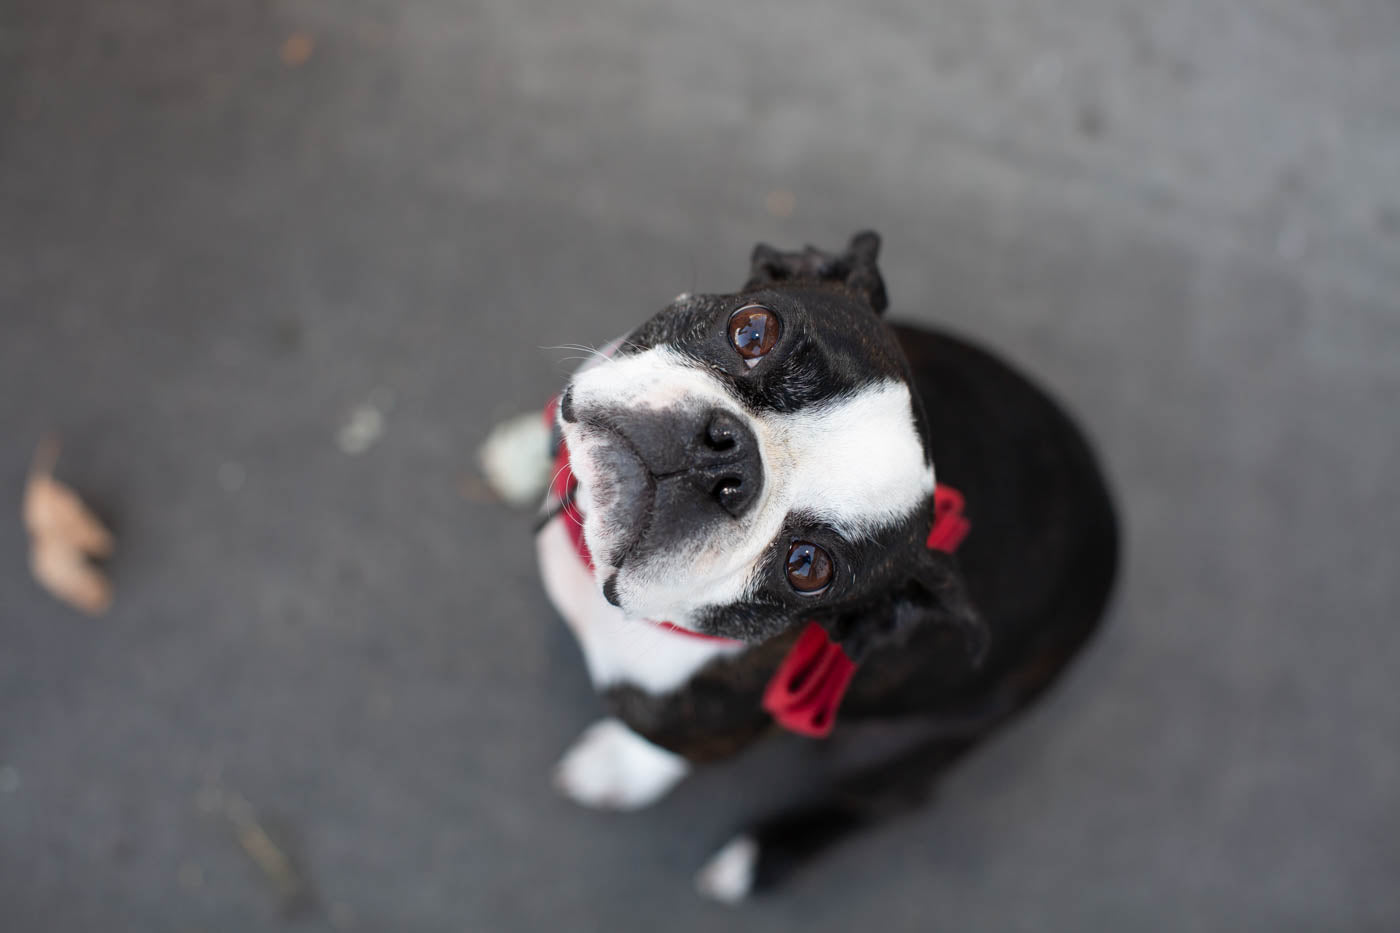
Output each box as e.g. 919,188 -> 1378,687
545,400 -> 970,737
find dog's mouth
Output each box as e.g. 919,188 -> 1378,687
574,425 -> 657,572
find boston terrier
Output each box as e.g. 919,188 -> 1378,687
481,231 -> 1119,902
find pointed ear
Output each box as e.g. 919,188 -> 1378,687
842,230 -> 888,315
743,229 -> 889,314
830,548 -> 988,666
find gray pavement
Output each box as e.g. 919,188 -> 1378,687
2,1 -> 1398,930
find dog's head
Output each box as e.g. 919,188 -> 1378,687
559,232 -> 984,663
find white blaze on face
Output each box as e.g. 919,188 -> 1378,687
561,347 -> 932,625
761,382 -> 934,537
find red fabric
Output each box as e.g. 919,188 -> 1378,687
761,622 -> 858,737
927,485 -> 970,553
761,483 -> 971,737
544,398 -> 970,738
551,442 -> 591,568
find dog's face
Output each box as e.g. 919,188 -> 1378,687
558,233 -> 984,659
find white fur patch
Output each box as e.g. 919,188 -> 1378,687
560,347 -> 931,624
553,718 -> 690,810
695,835 -> 758,904
764,381 -> 934,536
536,519 -> 747,692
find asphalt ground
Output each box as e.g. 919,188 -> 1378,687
3,1 -> 1398,930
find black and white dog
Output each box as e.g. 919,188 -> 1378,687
483,232 -> 1118,902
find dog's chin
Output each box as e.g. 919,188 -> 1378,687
576,434 -> 654,575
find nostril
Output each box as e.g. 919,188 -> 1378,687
712,476 -> 741,499
694,410 -> 762,517
712,475 -> 751,515
708,431 -> 736,452
704,411 -> 741,451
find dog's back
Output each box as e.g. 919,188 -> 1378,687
842,324 -> 1119,719
691,324 -> 1119,900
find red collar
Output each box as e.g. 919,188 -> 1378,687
544,400 -> 969,737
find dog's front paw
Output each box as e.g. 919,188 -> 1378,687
553,718 -> 689,811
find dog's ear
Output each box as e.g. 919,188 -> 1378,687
827,548 -> 988,666
744,230 -> 889,314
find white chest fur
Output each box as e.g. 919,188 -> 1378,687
536,518 -> 746,694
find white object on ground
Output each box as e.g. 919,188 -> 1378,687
338,404 -> 385,455
478,411 -> 554,507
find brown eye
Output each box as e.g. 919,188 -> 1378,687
786,540 -> 833,594
728,305 -> 781,364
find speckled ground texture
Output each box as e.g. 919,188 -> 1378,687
2,1 -> 1398,930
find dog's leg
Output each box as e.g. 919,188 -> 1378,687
695,733 -> 979,903
554,717 -> 691,811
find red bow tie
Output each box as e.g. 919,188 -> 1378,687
544,400 -> 969,738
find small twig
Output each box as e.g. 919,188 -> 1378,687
29,433 -> 60,477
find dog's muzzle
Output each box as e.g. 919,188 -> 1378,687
603,407 -> 764,521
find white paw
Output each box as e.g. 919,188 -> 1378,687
695,835 -> 758,904
478,412 -> 554,507
553,718 -> 689,811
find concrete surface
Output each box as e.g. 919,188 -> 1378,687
2,0 -> 1398,930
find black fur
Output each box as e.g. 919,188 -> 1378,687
566,233 -> 1119,894
734,321 -> 1120,892
604,320 -> 1117,743
598,278 -> 953,646
616,282 -> 910,415
745,230 -> 889,315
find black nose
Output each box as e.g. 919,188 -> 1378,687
609,407 -> 764,519
697,410 -> 762,517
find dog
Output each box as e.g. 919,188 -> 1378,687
481,231 -> 1118,902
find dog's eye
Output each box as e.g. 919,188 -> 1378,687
728,305 -> 781,365
786,540 -> 833,594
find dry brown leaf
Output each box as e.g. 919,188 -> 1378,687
280,34 -> 314,67
22,436 -> 115,615
29,536 -> 113,615
23,473 -> 114,557
765,189 -> 796,218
